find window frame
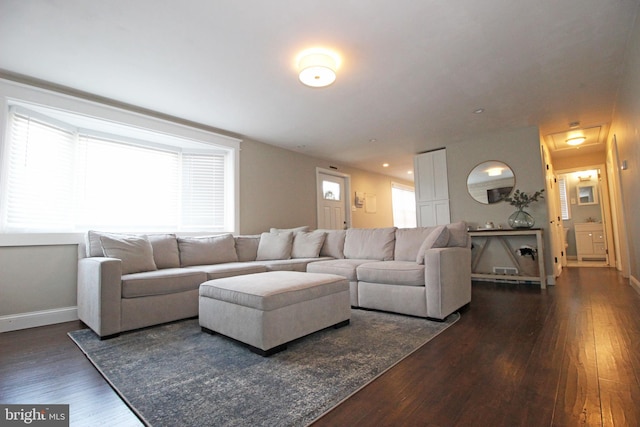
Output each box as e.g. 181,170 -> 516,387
0,79 -> 241,246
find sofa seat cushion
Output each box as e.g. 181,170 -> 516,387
121,268 -> 207,298
199,271 -> 348,311
254,257 -> 334,272
306,259 -> 376,281
356,261 -> 425,287
183,262 -> 267,280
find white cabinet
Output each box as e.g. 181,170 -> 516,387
575,223 -> 606,261
414,149 -> 450,226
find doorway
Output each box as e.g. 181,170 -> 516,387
316,168 -> 351,230
557,166 -> 614,267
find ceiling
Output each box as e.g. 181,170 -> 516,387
1,0 -> 639,180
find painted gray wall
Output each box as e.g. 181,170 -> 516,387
610,11 -> 640,285
0,245 -> 78,316
446,126 -> 552,277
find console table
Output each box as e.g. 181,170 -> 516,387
469,228 -> 546,289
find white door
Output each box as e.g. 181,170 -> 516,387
414,149 -> 450,226
317,170 -> 349,230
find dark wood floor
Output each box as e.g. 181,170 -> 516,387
2,267 -> 639,426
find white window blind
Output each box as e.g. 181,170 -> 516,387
181,153 -> 226,229
2,111 -> 76,231
559,176 -> 570,220
1,106 -> 231,233
392,182 -> 417,228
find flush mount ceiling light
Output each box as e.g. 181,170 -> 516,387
486,167 -> 503,176
566,136 -> 587,146
297,49 -> 340,88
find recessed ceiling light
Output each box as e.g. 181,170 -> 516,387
369,138 -> 377,143
566,136 -> 587,146
473,108 -> 485,114
382,163 -> 389,167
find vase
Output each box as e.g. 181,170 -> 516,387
508,208 -> 535,229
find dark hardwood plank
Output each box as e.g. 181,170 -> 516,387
313,267 -> 640,427
0,321 -> 143,426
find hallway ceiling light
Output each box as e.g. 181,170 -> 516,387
486,167 -> 503,176
566,136 -> 587,146
297,49 -> 340,88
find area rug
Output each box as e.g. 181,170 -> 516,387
69,309 -> 458,427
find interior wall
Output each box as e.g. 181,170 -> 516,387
446,126 -> 552,279
0,245 -> 78,317
239,138 -> 410,234
609,9 -> 640,286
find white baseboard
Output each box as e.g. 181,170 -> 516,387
631,275 -> 640,294
0,306 -> 78,333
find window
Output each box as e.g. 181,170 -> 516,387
1,102 -> 238,234
558,176 -> 570,220
322,180 -> 341,200
391,182 -> 416,228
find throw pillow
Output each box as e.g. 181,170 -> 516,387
256,231 -> 294,261
291,230 -> 327,258
446,221 -> 469,247
86,230 -> 133,257
416,226 -> 450,265
145,234 -> 180,269
99,235 -> 158,275
270,226 -> 310,234
319,229 -> 346,259
177,234 -> 238,267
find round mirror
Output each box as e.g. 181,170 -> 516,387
467,161 -> 515,204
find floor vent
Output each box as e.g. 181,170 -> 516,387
493,266 -> 519,275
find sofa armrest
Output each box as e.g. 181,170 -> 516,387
424,247 -> 471,320
77,257 -> 123,338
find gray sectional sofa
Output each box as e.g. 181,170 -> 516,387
77,223 -> 471,338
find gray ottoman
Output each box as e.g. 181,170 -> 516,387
199,271 -> 350,356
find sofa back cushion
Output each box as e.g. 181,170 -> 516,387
318,229 -> 346,259
86,231 -> 181,269
394,227 -> 438,262
99,234 -> 158,274
291,230 -> 327,258
344,227 -> 396,260
235,235 -> 261,262
256,231 -> 294,261
178,234 -> 238,267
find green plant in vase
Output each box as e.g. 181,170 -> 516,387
503,188 -> 544,229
